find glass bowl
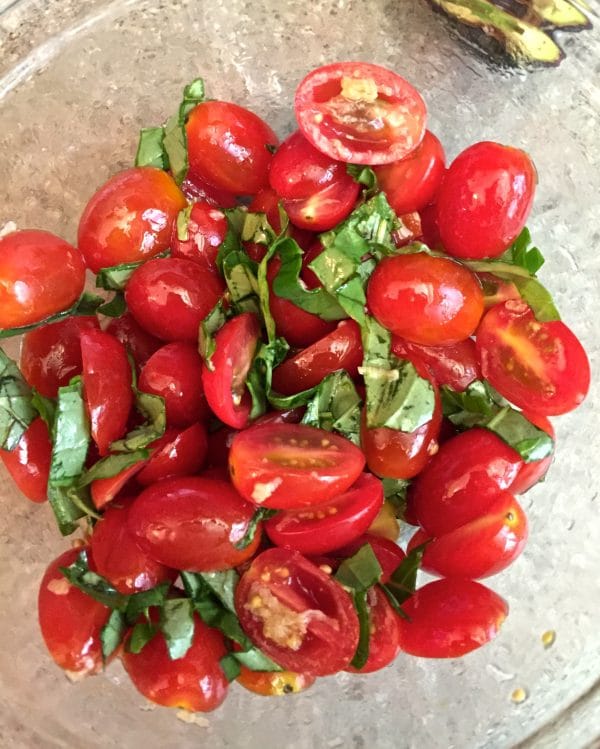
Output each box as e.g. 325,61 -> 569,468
1,1 -> 599,746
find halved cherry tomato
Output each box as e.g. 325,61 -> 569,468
346,586 -> 401,674
186,100 -> 278,196
295,62 -> 426,165
38,548 -> 110,677
374,130 -> 446,214
127,476 -> 261,571
392,336 -> 481,392
271,320 -> 362,396
0,418 -> 52,503
235,547 -> 359,675
91,459 -> 147,510
136,423 -> 208,486
510,412 -> 554,494
170,201 -> 227,272
436,141 -> 536,259
476,300 -> 590,415
229,423 -> 365,510
80,330 -> 133,456
77,167 -> 187,272
236,665 -> 316,696
397,578 -> 508,658
264,473 -> 383,555
367,253 -> 484,346
105,312 -> 162,370
201,312 -> 261,429
0,230 -> 86,329
335,535 -> 406,585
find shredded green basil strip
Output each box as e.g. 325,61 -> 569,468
301,370 -> 362,445
135,127 -> 168,169
160,598 -> 195,660
383,543 -> 427,608
234,508 -> 277,550
0,292 -> 104,340
0,348 -> 36,451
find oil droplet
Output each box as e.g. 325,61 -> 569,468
511,687 -> 528,704
542,630 -> 556,649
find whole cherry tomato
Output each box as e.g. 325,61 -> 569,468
392,336 -> 481,392
346,586 -> 401,674
105,312 -> 162,370
236,664 -> 316,696
0,418 -> 52,503
510,412 -> 554,494
170,201 -> 228,272
0,230 -> 85,329
136,423 -> 208,486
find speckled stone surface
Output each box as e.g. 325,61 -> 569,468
0,1 -> 599,747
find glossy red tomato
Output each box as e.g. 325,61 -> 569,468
201,312 -> 260,429
80,330 -> 133,455
419,203 -> 442,249
335,535 -> 406,585
181,173 -> 238,208
170,201 -> 227,272
20,316 -> 100,398
136,423 -> 208,486
295,62 -> 426,165
127,476 -> 261,570
374,130 -> 446,214
122,611 -> 228,712
271,320 -> 362,396
236,664 -> 316,696
0,418 -> 52,503
186,100 -> 278,195
139,342 -> 208,427
125,256 -> 225,342
476,300 -> 590,415
204,425 -> 238,468
38,548 -> 110,676
105,312 -> 162,370
77,167 -> 186,272
393,211 -> 423,248
510,412 -> 554,494
397,578 -> 508,658
91,459 -> 148,510
0,230 -> 86,329
367,253 -> 484,346
264,473 -> 383,555
346,586 -> 401,674
409,491 -> 528,579
436,141 -> 536,259
392,336 -> 481,392
235,547 -> 359,675
90,500 -> 175,593
407,428 -> 522,537
229,423 -> 365,510
248,187 -> 284,233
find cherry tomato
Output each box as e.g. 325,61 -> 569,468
19,316 -> 100,398
0,230 -> 86,329
0,418 -> 52,503
77,167 -> 186,272
409,491 -> 528,579
407,428 -> 522,537
127,476 -> 261,571
374,130 -> 446,214
139,342 -> 208,427
136,423 -> 208,486
90,500 -> 175,594
392,336 -> 481,392
248,188 -> 284,233
335,535 -> 406,585
397,578 -> 508,658
436,141 -> 536,259
170,201 -> 227,272
229,423 -> 365,510
295,62 -> 426,165
510,412 -> 554,494
105,312 -> 162,370
125,256 -> 225,342
80,330 -> 133,456
181,173 -> 238,208
236,665 -> 316,696
476,300 -> 590,416
271,320 -> 362,396
235,547 -> 359,675
91,459 -> 147,510
186,100 -> 278,195
201,312 -> 260,429
264,473 -> 383,555
122,611 -> 228,712
393,211 -> 423,248
346,586 -> 401,674
367,253 -> 484,346
38,548 -> 110,676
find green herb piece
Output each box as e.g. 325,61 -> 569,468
159,598 -> 195,660
349,589 -> 371,670
234,508 -> 277,550
382,543 -> 427,610
301,370 -> 362,444
246,337 -> 291,418
135,127 -> 169,169
219,653 -> 242,681
198,299 -> 229,371
382,478 -> 411,519
110,360 -> 166,452
128,620 -> 159,654
163,78 -> 207,184
0,348 -> 36,451
96,251 -> 170,293
101,610 -> 127,661
0,292 -> 105,340
79,449 -> 149,487
222,251 -> 261,316
346,164 -> 378,196
500,228 -> 545,275
31,390 -> 57,432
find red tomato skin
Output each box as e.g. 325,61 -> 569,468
105,313 -> 162,371
89,501 -> 175,594
229,423 -> 366,510
346,586 -> 401,673
235,547 -> 359,675
392,336 -> 481,392
248,188 -> 284,233
77,167 -> 186,273
0,230 -> 86,329
408,428 -> 522,537
0,418 -> 52,503
264,473 -> 384,555
334,534 -> 406,585
127,476 -> 261,571
205,425 -> 238,468
271,320 -> 362,396
367,253 -> 484,346
436,142 -> 536,259
476,300 -> 590,416
125,257 -> 225,342
186,100 -> 278,196
236,665 -> 316,696
170,201 -> 227,272
91,459 -> 148,510
181,174 -> 238,209
122,612 -> 229,712
419,203 -> 442,249
136,423 -> 208,486
20,316 -> 100,398
398,578 -> 508,658
510,412 -> 554,494
374,130 -> 446,214
295,62 -> 427,165
80,330 -> 133,456
139,342 -> 208,427
38,548 -> 110,676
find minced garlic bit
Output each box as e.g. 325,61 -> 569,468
541,630 -> 556,649
340,76 -> 378,103
176,709 -> 210,727
47,577 -> 71,596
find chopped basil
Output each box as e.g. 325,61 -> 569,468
382,478 -> 411,518
101,610 -> 127,661
79,449 -> 150,487
176,204 -> 194,242
127,620 -> 158,654
135,126 -> 169,169
198,299 -> 229,370
246,337 -> 290,418
98,293 -> 127,318
0,292 -> 105,340
219,653 -> 242,681
346,163 -> 378,197
30,390 -> 56,432
301,370 -> 362,444
0,348 -> 36,451
234,508 -> 277,550
96,251 -> 170,293
500,228 -> 545,275
349,589 -> 371,670
110,360 -> 165,452
222,251 -> 262,316
159,598 -> 195,660
382,543 -> 427,610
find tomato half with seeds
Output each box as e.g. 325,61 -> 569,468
236,665 -> 316,696
476,300 -> 590,415
235,547 -> 359,675
295,62 -> 426,165
0,418 -> 52,503
136,423 -> 208,486
346,586 -> 401,674
392,336 -> 481,392
229,423 -> 365,510
170,200 -> 228,272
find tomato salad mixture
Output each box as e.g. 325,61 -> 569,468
0,62 -> 590,711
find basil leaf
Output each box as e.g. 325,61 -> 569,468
160,598 -> 195,660
349,589 -> 371,670
383,543 -> 427,607
246,338 -> 290,419
124,582 -> 171,622
135,126 -> 168,169
110,361 -> 165,452
301,370 -> 362,444
0,292 -> 104,340
96,251 -> 170,292
335,543 -> 383,592
346,164 -> 378,196
500,228 -> 545,275
382,478 -> 411,519
127,621 -> 159,654
162,78 -> 207,185
234,508 -> 277,550
96,292 -> 127,318
196,570 -> 239,612
216,207 -> 246,272
222,251 -> 261,316
60,550 -> 129,609
198,299 -> 229,371
101,610 -> 127,661
176,204 -> 194,241
31,390 -> 56,432
0,348 -> 36,451
79,449 -> 149,487
219,653 -> 242,682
